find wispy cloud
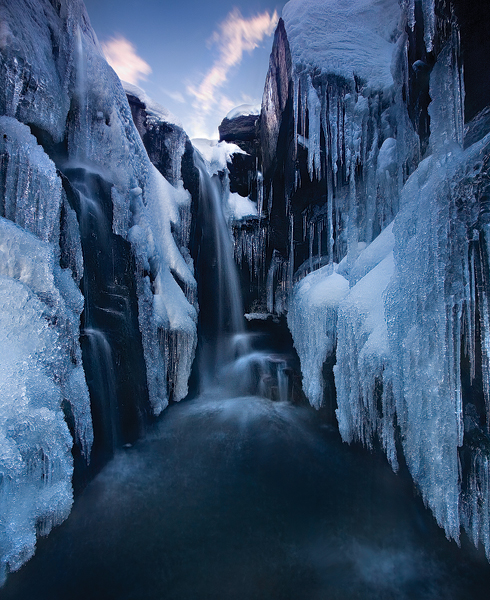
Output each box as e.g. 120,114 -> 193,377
161,88 -> 186,104
187,8 -> 278,136
101,36 -> 152,85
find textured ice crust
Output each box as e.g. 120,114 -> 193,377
284,0 -> 490,557
0,216 -> 91,585
0,114 -> 92,585
283,0 -> 400,91
288,266 -> 349,409
0,0 -> 198,582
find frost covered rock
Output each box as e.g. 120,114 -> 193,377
281,0 -> 490,560
288,266 -> 349,408
335,252 -> 396,467
0,0 -> 198,582
124,81 -> 191,189
219,110 -> 259,145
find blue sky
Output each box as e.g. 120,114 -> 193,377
84,0 -> 286,139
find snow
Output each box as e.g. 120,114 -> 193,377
122,81 -> 183,128
288,265 -> 349,408
191,138 -> 247,175
225,104 -> 261,120
228,192 -> 258,220
282,0 -> 401,91
348,222 -> 395,285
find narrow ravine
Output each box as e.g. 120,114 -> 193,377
3,392 -> 490,600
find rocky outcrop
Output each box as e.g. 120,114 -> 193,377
0,0 -> 197,582
237,0 -> 490,560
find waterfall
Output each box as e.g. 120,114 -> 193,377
193,149 -> 292,403
193,151 -> 247,388
80,328 -> 119,457
194,151 -> 245,337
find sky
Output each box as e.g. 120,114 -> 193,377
83,0 -> 287,139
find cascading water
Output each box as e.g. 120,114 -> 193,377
80,328 -> 119,457
193,149 -> 292,402
193,150 -> 246,384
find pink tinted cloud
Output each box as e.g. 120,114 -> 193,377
102,36 -> 152,85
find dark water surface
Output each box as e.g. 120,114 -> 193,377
3,395 -> 490,599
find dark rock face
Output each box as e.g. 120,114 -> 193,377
260,19 -> 293,177
451,0 -> 490,123
226,19 -> 296,316
219,114 -> 258,146
218,114 -> 259,198
126,93 -> 194,189
219,116 -> 258,194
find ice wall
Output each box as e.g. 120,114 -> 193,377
243,0 -> 423,320
0,0 -> 197,582
0,116 -> 92,584
282,0 -> 490,557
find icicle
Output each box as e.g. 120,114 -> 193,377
428,32 -> 465,154
327,174 -> 334,263
306,74 -> 322,181
266,254 -> 277,314
287,213 -> 294,307
309,221 -> 314,273
257,169 -> 264,218
289,263 -> 349,409
422,0 -> 436,53
405,0 -> 416,30
292,71 -> 300,165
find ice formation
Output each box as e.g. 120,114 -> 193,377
288,265 -> 349,409
225,104 -> 261,120
0,119 -> 91,583
0,0 -> 197,582
283,0 -> 490,557
191,138 -> 247,176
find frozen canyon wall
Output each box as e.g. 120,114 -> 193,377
0,0 -> 197,583
230,0 -> 490,558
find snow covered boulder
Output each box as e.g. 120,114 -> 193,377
288,265 -> 349,409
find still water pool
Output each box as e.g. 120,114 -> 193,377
3,394 -> 490,599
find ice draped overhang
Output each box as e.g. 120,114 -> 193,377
0,0 -> 197,581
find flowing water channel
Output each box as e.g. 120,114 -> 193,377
3,392 -> 490,600
4,150 -> 490,599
